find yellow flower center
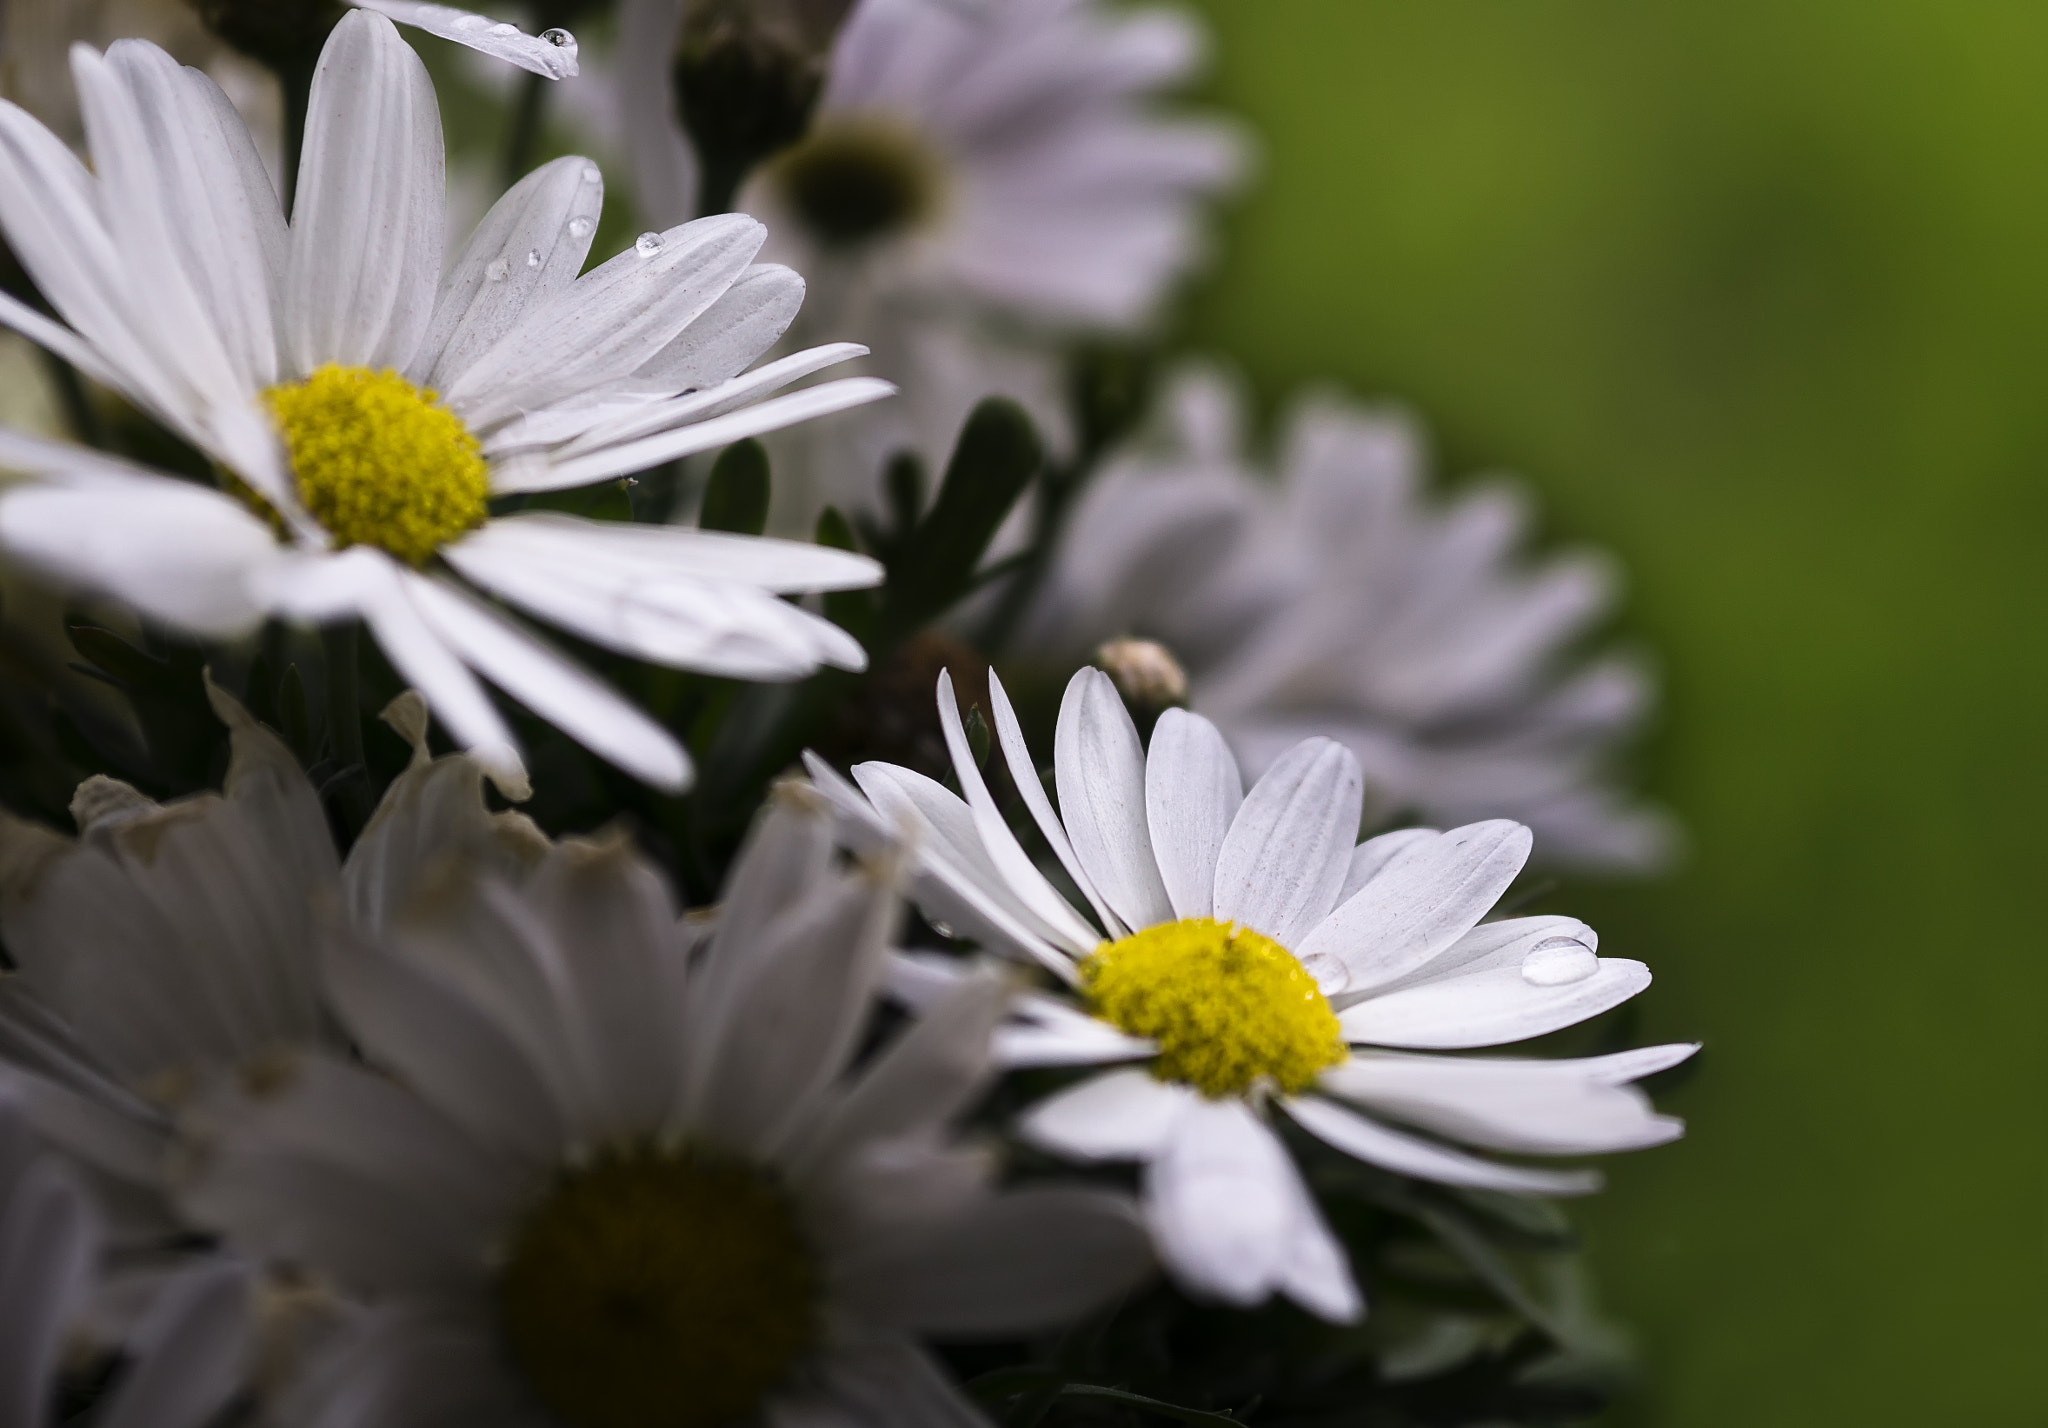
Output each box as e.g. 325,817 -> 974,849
497,1148 -> 818,1428
768,118 -> 943,248
1083,917 -> 1347,1099
262,364 -> 489,565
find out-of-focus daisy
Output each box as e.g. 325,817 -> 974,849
0,681 -> 537,1230
0,12 -> 893,794
181,787 -> 1152,1428
0,1081 -> 252,1428
621,0 -> 1246,528
1020,367 -> 1676,872
808,668 -> 1693,1318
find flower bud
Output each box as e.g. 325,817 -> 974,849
1097,638 -> 1189,714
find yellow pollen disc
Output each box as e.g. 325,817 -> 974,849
262,364 -> 489,565
1084,917 -> 1346,1099
497,1148 -> 818,1428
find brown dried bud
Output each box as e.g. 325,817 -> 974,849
1096,638 -> 1189,713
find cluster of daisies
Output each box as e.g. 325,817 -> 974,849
0,2 -> 1690,1426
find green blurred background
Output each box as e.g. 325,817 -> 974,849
1178,2 -> 2048,1422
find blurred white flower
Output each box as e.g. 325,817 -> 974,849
0,1082 -> 252,1428
1020,367 -> 1677,872
809,668 -> 1692,1319
621,0 -> 1246,528
0,681 -> 538,1228
0,12 -> 894,794
181,787 -> 1152,1428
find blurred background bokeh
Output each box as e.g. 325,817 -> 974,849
1177,2 -> 2048,1422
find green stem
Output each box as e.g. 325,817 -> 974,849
322,621 -> 371,827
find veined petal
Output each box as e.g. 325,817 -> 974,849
1339,959 -> 1651,1050
348,0 -> 581,79
286,10 -> 444,376
628,264 -> 807,394
1053,669 -> 1173,932
1212,737 -> 1361,949
1296,820 -> 1533,993
1283,1094 -> 1601,1196
497,377 -> 896,492
987,668 -> 1126,938
417,155 -> 604,389
450,509 -> 879,592
1143,1099 -> 1300,1306
1145,708 -> 1242,921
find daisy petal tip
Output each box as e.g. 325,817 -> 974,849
475,745 -> 531,802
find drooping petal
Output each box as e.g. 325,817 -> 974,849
1283,1094 -> 1601,1196
348,0 -> 581,79
1142,1098 -> 1298,1306
1018,1067 -> 1190,1161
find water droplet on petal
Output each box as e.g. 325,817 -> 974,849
1299,952 -> 1349,995
540,26 -> 574,47
485,257 -> 511,281
635,231 -> 664,255
580,164 -> 601,184
566,216 -> 595,239
453,13 -> 489,29
489,21 -> 519,35
524,248 -> 542,268
1521,937 -> 1599,987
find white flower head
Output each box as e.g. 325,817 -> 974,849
621,0 -> 1247,526
1022,366 -> 1677,872
0,1081 -> 252,1428
179,788 -> 1153,1428
807,667 -> 1695,1320
0,10 -> 896,795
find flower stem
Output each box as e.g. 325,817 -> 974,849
322,620 -> 371,829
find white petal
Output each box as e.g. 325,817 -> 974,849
1145,708 -> 1242,921
406,572 -> 691,792
499,377 -> 897,491
252,550 -> 529,798
629,264 -> 807,393
286,10 -> 444,374
935,669 -> 1105,953
833,1187 -> 1151,1335
0,478 -> 279,638
1054,669 -> 1174,932
348,0 -> 581,79
1297,820 -> 1532,993
986,668 -> 1126,938
1283,1094 -> 1600,1196
1272,1164 -> 1363,1323
793,1340 -> 985,1428
1340,959 -> 1651,1050
417,154 -> 604,389
448,213 -> 764,424
1212,737 -> 1361,948
0,1159 -> 97,1426
1367,914 -> 1597,997
94,1261 -> 250,1428
1319,1046 -> 1695,1157
994,994 -> 1155,1069
1338,827 -> 1436,903
449,509 -> 878,592
1019,1067 -> 1190,1161
1142,1098 -> 1297,1305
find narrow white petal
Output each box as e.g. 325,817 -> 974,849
628,264 -> 808,394
406,572 -> 691,792
1297,820 -> 1533,992
1054,669 -> 1174,932
1142,1099 -> 1296,1305
1272,1155 -> 1363,1323
1019,1067 -> 1190,1160
1338,827 -> 1436,903
0,1158 -> 97,1425
1145,708 -> 1242,921
348,0 -> 581,78
1283,1094 -> 1601,1196
93,1261 -> 250,1428
1212,737 -> 1361,948
1340,959 -> 1651,1050
286,11 -> 444,374
987,668 -> 1127,938
1366,914 -> 1597,998
499,377 -> 897,491
451,510 -> 879,591
935,670 -> 1105,952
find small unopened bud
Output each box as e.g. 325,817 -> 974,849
1097,638 -> 1188,713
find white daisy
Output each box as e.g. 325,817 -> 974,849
805,667 -> 1694,1319
0,10 -> 894,794
178,786 -> 1154,1428
0,1080 -> 252,1428
0,679 -> 538,1230
620,0 -> 1246,527
1019,367 -> 1676,872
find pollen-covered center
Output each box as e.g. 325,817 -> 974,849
1084,918 -> 1346,1099
497,1148 -> 818,1428
770,119 -> 943,248
263,364 -> 488,565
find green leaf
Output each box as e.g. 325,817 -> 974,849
883,397 -> 1042,632
1056,1386 -> 1243,1427
278,663 -> 313,764
699,438 -> 771,535
67,625 -> 170,689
